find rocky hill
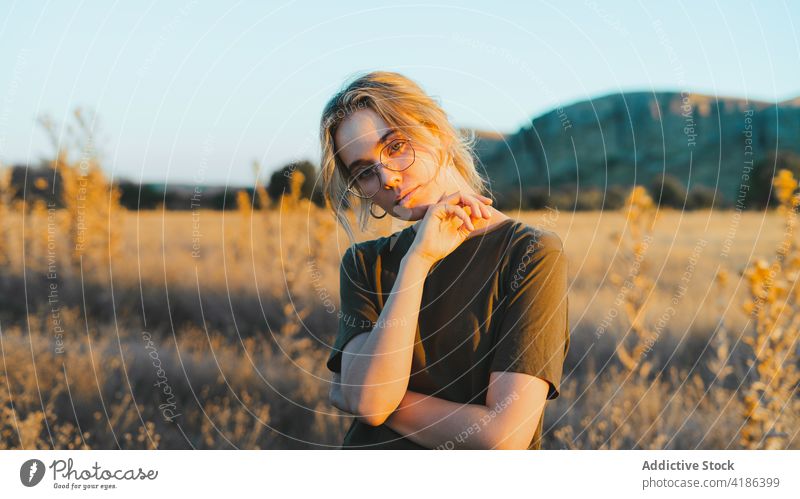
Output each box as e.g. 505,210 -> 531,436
474,91 -> 800,205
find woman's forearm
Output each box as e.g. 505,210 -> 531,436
384,391 -> 509,449
341,251 -> 434,423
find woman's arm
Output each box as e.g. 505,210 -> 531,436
339,192 -> 493,426
383,371 -> 549,449
341,192 -> 491,426
339,251 -> 434,426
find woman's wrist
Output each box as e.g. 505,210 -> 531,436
402,249 -> 436,273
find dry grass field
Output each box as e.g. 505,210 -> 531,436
1,163 -> 798,449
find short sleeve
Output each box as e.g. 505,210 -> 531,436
326,246 -> 380,373
490,230 -> 569,400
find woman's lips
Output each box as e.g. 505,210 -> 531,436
397,186 -> 419,206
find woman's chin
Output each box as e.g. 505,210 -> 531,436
391,202 -> 426,221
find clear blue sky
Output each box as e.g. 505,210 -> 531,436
0,0 -> 798,186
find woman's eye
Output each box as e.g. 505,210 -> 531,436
388,140 -> 405,154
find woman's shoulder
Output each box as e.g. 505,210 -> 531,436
500,219 -> 567,297
504,218 -> 564,255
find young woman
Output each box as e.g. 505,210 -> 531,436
319,71 -> 569,449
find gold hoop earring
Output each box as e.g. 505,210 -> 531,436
369,203 -> 387,219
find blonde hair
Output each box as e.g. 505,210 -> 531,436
319,71 -> 489,244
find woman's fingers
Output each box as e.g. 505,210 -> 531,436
441,191 -> 490,206
440,204 -> 474,231
472,198 -> 490,219
461,192 -> 493,205
477,195 -> 493,217
461,198 -> 481,220
441,191 -> 492,219
465,195 -> 491,220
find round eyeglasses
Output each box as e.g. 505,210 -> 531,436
346,138 -> 416,199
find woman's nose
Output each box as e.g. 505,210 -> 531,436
380,166 -> 401,189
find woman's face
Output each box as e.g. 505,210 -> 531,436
334,108 -> 453,221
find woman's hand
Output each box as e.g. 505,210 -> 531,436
408,191 -> 493,264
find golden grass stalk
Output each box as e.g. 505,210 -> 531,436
286,170 -> 305,210
43,111 -> 124,272
0,166 -> 14,266
26,199 -> 49,272
252,160 -> 271,211
235,189 -> 252,259
739,169 -> 800,449
612,185 -> 659,376
708,268 -> 734,382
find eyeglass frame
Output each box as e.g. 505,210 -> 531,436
344,137 -> 416,199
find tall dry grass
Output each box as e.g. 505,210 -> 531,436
0,151 -> 798,448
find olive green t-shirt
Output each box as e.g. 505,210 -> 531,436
326,218 -> 570,449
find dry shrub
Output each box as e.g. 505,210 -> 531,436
738,169 -> 800,449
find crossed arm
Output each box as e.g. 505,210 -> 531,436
331,361 -> 549,450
